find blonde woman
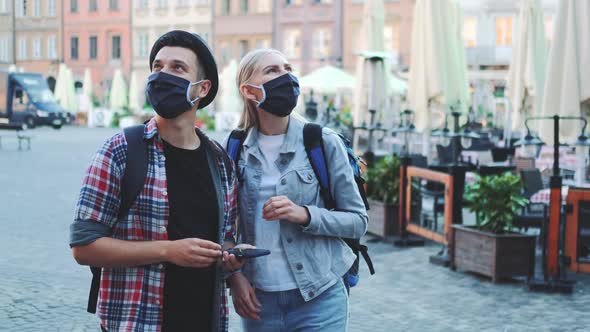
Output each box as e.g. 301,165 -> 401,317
225,48 -> 368,331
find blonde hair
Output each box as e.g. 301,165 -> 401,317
236,48 -> 287,130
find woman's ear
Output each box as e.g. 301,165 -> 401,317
240,84 -> 259,102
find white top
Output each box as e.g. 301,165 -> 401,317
251,133 -> 298,291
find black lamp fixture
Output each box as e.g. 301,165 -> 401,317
431,105 -> 480,165
391,109 -> 421,157
353,109 -> 387,167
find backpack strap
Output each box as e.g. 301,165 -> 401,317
226,129 -> 247,162
87,124 -> 148,314
303,123 -> 336,209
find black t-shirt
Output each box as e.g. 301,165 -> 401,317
161,139 -> 218,332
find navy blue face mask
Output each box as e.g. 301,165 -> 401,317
146,71 -> 204,119
247,73 -> 300,117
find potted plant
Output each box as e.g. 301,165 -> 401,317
365,155 -> 401,237
452,172 -> 536,282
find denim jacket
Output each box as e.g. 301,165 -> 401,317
229,116 -> 368,301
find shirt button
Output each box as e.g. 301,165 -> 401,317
160,226 -> 166,232
155,300 -> 161,306
287,238 -> 293,243
296,263 -> 303,270
281,179 -> 287,185
158,264 -> 164,269
162,190 -> 168,196
308,291 -> 315,298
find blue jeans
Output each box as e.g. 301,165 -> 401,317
242,280 -> 349,332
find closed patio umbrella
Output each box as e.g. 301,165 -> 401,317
540,0 -> 590,143
109,69 -> 128,111
506,0 -> 547,139
408,0 -> 469,131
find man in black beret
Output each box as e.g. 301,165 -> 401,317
70,30 -> 244,332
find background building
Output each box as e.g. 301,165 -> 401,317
13,0 -> 62,84
343,0 -> 414,73
63,0 -> 131,99
0,0 -> 15,69
213,0 -> 273,71
274,0 -> 343,75
131,0 -> 213,99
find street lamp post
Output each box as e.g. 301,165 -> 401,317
392,110 -> 425,247
516,115 -> 589,294
431,110 -> 479,225
353,108 -> 387,167
428,110 -> 479,266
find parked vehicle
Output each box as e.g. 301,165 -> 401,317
0,71 -> 68,129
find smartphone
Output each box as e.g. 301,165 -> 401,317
226,248 -> 271,259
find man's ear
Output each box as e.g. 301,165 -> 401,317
197,80 -> 212,98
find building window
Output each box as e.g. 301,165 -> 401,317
240,0 -> 248,13
0,37 -> 9,62
70,0 -> 78,13
32,37 -> 41,59
238,40 -> 249,58
70,36 -> 79,59
33,0 -> 41,16
138,33 -> 149,57
284,29 -> 301,59
222,0 -> 230,15
177,0 -> 190,7
47,35 -> 57,59
312,28 -> 331,59
156,0 -> 167,9
16,0 -> 26,17
89,0 -> 98,12
18,38 -> 27,60
285,0 -> 302,5
544,16 -> 553,48
47,0 -> 56,16
109,0 -> 118,11
257,0 -> 270,13
0,0 -> 8,14
112,36 -> 121,59
89,36 -> 98,59
463,17 -> 477,48
256,39 -> 271,49
495,16 -> 513,47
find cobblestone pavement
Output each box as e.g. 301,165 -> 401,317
1,126 -> 589,332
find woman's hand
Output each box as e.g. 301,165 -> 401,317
229,273 -> 261,320
221,243 -> 256,272
262,196 -> 310,225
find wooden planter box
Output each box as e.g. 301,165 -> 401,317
367,199 -> 399,238
451,225 -> 536,282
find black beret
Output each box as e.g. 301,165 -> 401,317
149,30 -> 218,110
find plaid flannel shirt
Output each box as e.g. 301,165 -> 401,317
73,118 -> 237,332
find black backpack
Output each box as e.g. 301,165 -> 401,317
226,123 -> 375,291
87,125 -> 148,313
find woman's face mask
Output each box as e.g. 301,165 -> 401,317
146,71 -> 204,119
247,73 -> 300,117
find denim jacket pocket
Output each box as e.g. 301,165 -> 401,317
295,168 -> 319,205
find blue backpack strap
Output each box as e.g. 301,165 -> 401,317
303,123 -> 335,209
87,124 -> 148,314
226,129 -> 247,162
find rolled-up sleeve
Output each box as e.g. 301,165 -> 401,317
69,134 -> 126,247
301,129 -> 369,239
